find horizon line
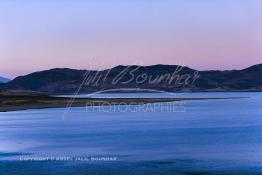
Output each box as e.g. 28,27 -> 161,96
2,62 -> 261,80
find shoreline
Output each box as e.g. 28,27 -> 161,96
0,93 -> 247,112
51,90 -> 262,95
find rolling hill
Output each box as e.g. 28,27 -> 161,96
0,76 -> 11,83
1,64 -> 262,94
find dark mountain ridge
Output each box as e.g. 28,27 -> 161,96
1,64 -> 262,94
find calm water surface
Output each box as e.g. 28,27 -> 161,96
1,92 -> 262,174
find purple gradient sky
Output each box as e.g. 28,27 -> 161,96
1,0 -> 262,78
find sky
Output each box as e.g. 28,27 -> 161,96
0,0 -> 262,78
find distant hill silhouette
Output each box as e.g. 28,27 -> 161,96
0,76 -> 11,83
1,64 -> 262,94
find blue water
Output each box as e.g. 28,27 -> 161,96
56,91 -> 259,98
1,92 -> 262,174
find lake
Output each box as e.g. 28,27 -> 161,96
1,92 -> 262,175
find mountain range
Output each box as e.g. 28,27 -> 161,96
0,77 -> 11,83
1,64 -> 262,94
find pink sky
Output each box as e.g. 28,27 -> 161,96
0,0 -> 262,78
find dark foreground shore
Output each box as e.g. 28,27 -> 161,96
0,160 -> 261,175
0,92 -> 245,112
